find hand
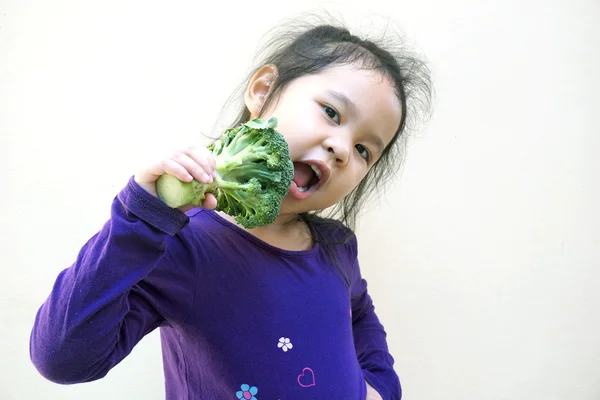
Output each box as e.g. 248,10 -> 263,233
134,145 -> 218,211
365,380 -> 383,400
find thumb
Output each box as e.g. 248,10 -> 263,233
202,193 -> 218,210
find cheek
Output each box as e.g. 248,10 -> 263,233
331,169 -> 367,196
273,96 -> 320,132
279,132 -> 304,160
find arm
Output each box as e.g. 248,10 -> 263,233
30,176 -> 195,384
350,259 -> 402,400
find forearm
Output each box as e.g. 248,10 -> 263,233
350,258 -> 401,399
354,307 -> 401,400
30,177 -> 189,384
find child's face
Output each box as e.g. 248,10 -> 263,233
247,63 -> 402,215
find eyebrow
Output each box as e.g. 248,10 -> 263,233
326,90 -> 386,155
327,90 -> 358,115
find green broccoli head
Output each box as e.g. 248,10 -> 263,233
156,117 -> 294,229
214,185 -> 282,229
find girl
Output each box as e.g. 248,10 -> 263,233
29,19 -> 432,400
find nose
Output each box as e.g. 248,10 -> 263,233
322,136 -> 350,166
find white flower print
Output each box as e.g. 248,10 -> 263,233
277,337 -> 293,352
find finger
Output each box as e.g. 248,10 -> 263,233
210,153 -> 217,178
173,152 -> 212,184
184,147 -> 216,178
202,193 -> 217,210
160,159 -> 193,182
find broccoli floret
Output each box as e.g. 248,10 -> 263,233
155,117 -> 294,229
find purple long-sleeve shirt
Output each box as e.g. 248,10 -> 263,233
29,176 -> 401,399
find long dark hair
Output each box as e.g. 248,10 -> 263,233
213,15 -> 433,279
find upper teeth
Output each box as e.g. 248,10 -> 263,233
310,164 -> 322,178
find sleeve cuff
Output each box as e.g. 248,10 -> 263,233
117,176 -> 190,235
363,369 -> 401,400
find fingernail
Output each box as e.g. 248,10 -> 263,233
203,173 -> 211,182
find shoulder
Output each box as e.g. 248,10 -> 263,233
304,213 -> 355,239
303,213 -> 359,260
180,208 -> 240,239
176,208 -> 238,249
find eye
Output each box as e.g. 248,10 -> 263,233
322,105 -> 340,124
355,144 -> 371,161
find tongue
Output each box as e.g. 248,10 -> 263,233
292,162 -> 314,188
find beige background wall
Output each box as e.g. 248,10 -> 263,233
1,0 -> 599,399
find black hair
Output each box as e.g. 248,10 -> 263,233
214,14 -> 433,281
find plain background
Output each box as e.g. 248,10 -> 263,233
1,0 -> 599,399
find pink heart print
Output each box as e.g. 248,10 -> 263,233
297,367 -> 316,387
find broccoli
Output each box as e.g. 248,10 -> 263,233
156,117 -> 294,229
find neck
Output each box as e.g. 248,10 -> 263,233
270,213 -> 302,226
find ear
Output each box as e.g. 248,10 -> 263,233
244,64 -> 278,119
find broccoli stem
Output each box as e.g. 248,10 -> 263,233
217,139 -> 268,173
155,174 -> 211,208
155,173 -> 256,209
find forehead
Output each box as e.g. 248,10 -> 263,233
293,64 -> 403,145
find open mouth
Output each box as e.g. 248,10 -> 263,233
289,160 -> 330,200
